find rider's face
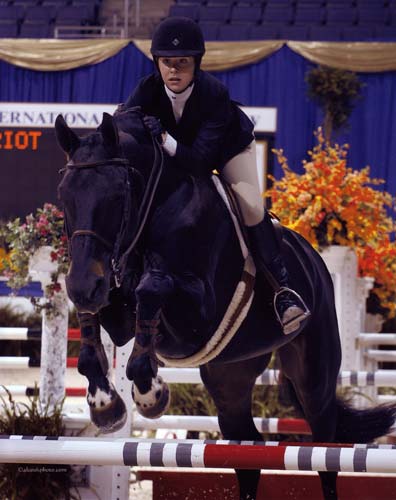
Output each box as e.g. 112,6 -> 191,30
158,56 -> 195,93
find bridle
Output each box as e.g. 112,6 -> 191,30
60,136 -> 164,288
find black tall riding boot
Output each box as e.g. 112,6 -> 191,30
247,212 -> 310,334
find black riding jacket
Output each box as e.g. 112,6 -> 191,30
124,70 -> 254,176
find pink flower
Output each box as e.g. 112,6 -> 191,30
38,215 -> 48,225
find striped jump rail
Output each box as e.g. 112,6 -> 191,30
358,333 -> 396,346
1,436 -> 396,472
0,386 -> 86,398
366,350 -> 396,363
0,356 -> 114,369
156,368 -> 396,388
60,413 -> 313,435
62,413 -> 396,438
0,327 -> 80,341
135,415 -> 312,434
3,436 -> 395,450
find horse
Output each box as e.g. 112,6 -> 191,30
54,109 -> 396,500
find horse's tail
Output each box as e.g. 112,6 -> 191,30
278,375 -> 396,443
335,399 -> 396,443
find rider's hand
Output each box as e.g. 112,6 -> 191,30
114,103 -> 127,115
114,104 -> 142,116
143,115 -> 164,143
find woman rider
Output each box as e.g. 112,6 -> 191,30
123,16 -> 310,335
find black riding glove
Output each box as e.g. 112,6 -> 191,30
143,115 -> 164,143
114,104 -> 142,117
114,102 -> 127,116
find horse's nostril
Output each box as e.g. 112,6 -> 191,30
65,271 -> 107,313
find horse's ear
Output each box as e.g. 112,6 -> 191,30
100,112 -> 119,154
55,114 -> 80,155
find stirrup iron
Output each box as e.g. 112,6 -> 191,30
274,286 -> 310,335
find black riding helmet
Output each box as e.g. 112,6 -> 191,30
151,17 -> 205,74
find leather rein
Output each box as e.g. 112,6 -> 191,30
60,136 -> 164,288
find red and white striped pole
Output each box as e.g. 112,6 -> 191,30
1,437 -> 396,473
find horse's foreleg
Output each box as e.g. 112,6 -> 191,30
126,269 -> 173,418
98,286 -> 136,347
78,313 -> 127,433
200,354 -> 272,500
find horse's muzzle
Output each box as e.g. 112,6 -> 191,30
66,266 -> 110,314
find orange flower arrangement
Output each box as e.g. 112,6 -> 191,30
356,241 -> 396,317
0,248 -> 10,273
267,128 -> 396,317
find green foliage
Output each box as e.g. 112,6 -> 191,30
168,384 -> 217,416
0,305 -> 41,330
168,374 -> 298,419
0,389 -> 78,500
306,66 -> 363,140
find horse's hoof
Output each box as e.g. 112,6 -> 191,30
132,375 -> 170,419
88,386 -> 127,433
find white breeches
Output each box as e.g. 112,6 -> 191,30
221,140 -> 265,227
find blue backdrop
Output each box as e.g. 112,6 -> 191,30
1,43 -> 395,194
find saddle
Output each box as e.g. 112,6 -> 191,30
156,175 -> 281,368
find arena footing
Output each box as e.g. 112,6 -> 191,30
137,469 -> 396,500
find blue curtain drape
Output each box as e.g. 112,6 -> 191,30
0,44 -> 153,103
1,43 -> 395,195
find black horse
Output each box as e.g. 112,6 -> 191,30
55,109 -> 396,500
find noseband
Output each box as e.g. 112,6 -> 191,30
60,137 -> 164,288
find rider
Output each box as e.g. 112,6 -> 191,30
123,16 -> 310,335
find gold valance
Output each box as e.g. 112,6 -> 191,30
288,41 -> 396,73
0,38 -> 396,73
0,38 -> 130,71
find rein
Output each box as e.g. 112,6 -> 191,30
61,136 -> 164,288
116,134 -> 164,282
60,158 -> 130,172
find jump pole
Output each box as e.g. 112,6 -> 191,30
0,356 -> 114,369
154,368 -> 396,388
2,435 -> 396,449
1,438 -> 396,473
0,327 -> 80,341
0,386 -> 87,397
62,413 -> 396,437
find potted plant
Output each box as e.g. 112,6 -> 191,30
306,66 -> 363,142
0,389 -> 79,499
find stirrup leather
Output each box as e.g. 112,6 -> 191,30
273,286 -> 310,335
